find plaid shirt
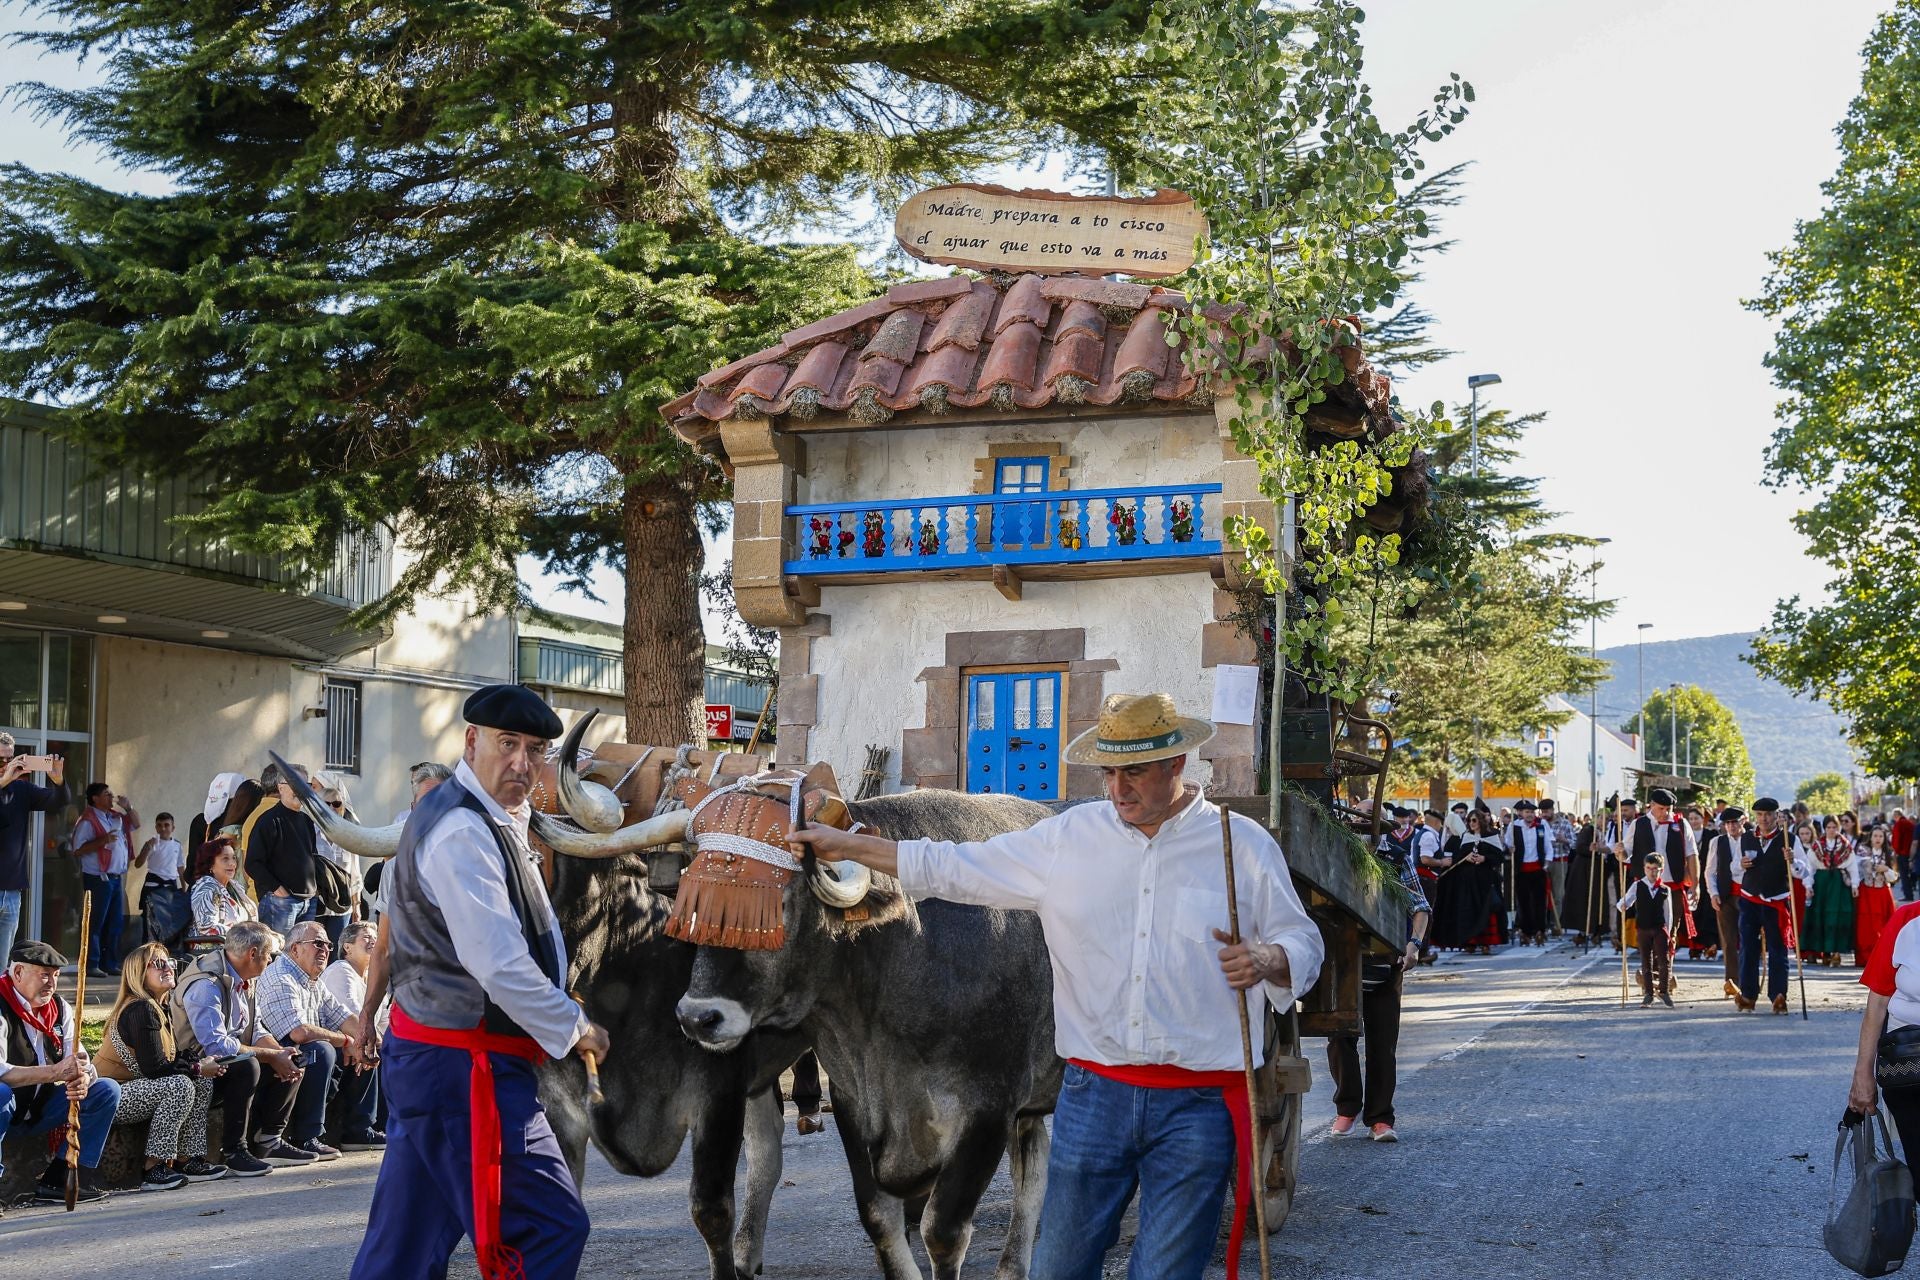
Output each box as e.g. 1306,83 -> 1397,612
255,953 -> 354,1041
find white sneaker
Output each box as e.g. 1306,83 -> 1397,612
1369,1123 -> 1399,1143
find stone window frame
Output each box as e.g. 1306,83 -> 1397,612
970,441 -> 1073,552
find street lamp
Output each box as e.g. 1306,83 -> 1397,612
1588,539 -> 1611,815
1668,682 -> 1680,777
1468,373 -> 1502,478
1636,623 -> 1653,761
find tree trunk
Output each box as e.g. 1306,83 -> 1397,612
1428,774 -> 1448,814
620,473 -> 706,746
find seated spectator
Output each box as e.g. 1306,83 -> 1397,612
321,920 -> 386,1148
97,941 -> 228,1190
189,836 -> 257,937
0,940 -> 120,1204
256,920 -> 371,1159
170,921 -> 312,1177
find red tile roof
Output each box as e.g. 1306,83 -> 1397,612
665,272 -> 1397,458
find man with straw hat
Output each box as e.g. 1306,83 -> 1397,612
790,691 -> 1323,1280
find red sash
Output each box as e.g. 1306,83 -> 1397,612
1734,886 -> 1798,950
392,1005 -> 546,1280
1069,1060 -> 1256,1280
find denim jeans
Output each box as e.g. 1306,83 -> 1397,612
0,888 -> 20,962
1030,1063 -> 1236,1280
258,891 -> 318,937
0,1077 -> 122,1177
81,873 -> 124,969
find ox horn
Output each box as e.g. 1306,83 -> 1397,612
530,808 -> 691,859
269,749 -> 405,859
807,856 -> 871,910
553,710 -> 626,834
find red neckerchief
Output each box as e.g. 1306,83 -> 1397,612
0,974 -> 65,1056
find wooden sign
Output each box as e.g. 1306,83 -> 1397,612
893,184 -> 1207,279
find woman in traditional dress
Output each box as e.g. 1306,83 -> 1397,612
1856,822 -> 1899,968
1434,810 -> 1507,953
1792,820 -> 1819,960
1685,806 -> 1719,959
1804,815 -> 1859,965
1561,814 -> 1608,946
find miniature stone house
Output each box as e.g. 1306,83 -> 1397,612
666,272 -> 1394,799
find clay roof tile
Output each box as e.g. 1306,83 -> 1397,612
1056,299 -> 1107,344
995,274 -> 1051,334
864,309 -> 926,365
926,281 -> 999,352
979,320 -> 1044,391
784,341 -> 850,395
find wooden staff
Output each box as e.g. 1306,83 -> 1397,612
570,991 -> 605,1106
1614,798 -> 1630,1008
1219,805 -> 1273,1280
66,894 -> 92,1212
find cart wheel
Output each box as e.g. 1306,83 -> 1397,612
1256,1006 -> 1304,1234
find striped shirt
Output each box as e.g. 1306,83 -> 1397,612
256,954 -> 354,1041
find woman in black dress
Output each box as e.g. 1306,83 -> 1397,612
1434,810 -> 1508,953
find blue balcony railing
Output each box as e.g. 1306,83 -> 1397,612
784,483 -> 1224,575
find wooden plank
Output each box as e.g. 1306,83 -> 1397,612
992,564 -> 1022,601
894,184 -> 1207,279
1218,794 -> 1407,949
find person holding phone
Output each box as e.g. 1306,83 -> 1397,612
0,735 -> 68,961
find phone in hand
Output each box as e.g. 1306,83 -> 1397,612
213,1051 -> 254,1066
10,755 -> 57,774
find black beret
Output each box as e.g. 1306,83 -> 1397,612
463,684 -> 563,740
1619,795 -> 1640,806
1648,788 -> 1678,807
1718,807 -> 1746,824
9,939 -> 68,968
1390,805 -> 1414,819
1514,800 -> 1537,811
1422,808 -> 1443,819
1450,803 -> 1469,813
1753,797 -> 1781,813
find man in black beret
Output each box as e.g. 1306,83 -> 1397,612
1705,808 -> 1747,997
345,684 -> 608,1279
1,940 -> 121,1203
1733,797 -> 1795,1013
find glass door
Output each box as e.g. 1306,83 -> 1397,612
1,625 -> 95,958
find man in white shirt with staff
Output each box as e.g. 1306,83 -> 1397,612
790,691 -> 1324,1280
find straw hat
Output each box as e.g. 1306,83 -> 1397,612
1064,692 -> 1216,766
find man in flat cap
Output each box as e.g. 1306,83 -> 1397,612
1734,798 -> 1795,1014
1613,789 -> 1698,971
337,684 -> 611,1280
1704,807 -> 1747,998
0,939 -> 121,1204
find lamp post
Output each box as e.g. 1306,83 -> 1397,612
1468,373 -> 1503,478
1636,623 -> 1653,772
1668,682 -> 1680,777
1588,539 -> 1611,813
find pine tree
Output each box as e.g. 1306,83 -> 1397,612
0,0 -> 1156,742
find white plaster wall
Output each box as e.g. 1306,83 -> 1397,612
358,544 -> 513,685
798,412 -> 1222,506
808,571 -> 1218,793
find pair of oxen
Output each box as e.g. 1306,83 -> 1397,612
307,713 -> 1058,1280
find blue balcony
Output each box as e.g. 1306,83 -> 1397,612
784,484 -> 1224,577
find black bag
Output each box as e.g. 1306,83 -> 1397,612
312,854 -> 353,917
1825,1108 -> 1916,1276
1879,1025 -> 1920,1090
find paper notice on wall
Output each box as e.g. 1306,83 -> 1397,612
1211,664 -> 1258,726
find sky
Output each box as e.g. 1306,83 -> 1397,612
0,0 -> 1889,648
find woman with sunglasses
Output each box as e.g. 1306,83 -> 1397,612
311,778 -> 361,951
96,941 -> 229,1189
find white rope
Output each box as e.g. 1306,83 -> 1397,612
694,830 -> 802,872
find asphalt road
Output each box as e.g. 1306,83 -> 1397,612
0,942 -> 1875,1280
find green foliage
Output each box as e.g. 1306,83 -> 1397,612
1142,0 -> 1470,702
1746,3 -> 1920,777
0,0 -> 1159,740
1796,770 -> 1851,816
1624,684 -> 1756,806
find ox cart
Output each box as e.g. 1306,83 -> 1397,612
1218,792 -> 1410,1235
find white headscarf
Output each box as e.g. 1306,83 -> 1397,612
202,771 -> 247,828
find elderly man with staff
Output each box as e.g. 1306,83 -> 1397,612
790,691 -> 1323,1280
292,683 -> 612,1280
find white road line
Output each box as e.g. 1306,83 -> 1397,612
1426,947 -> 1612,1065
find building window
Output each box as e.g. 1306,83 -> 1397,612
323,678 -> 362,774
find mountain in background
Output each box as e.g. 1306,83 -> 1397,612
1590,632 -> 1853,799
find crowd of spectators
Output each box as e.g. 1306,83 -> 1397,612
0,755 -> 453,1209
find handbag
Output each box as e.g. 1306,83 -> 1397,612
1825,1107 -> 1916,1276
312,853 -> 353,917
1878,1024 -> 1920,1090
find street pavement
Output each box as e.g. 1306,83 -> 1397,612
0,940 -> 1875,1279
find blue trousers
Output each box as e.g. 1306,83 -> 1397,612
258,891 -> 318,936
1030,1063 -> 1236,1280
0,1077 -> 121,1178
1739,896 -> 1789,1002
351,1034 -> 587,1280
0,888 -> 20,963
82,872 -> 124,967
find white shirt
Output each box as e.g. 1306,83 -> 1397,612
895,789 -> 1324,1072
322,958 -> 389,1035
411,759 -> 587,1059
143,836 -> 185,882
1412,825 -> 1447,866
1507,821 -> 1554,866
0,996 -> 74,1074
1882,914 -> 1920,1029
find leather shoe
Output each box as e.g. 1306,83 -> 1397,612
1723,979 -> 1739,998
1772,995 -> 1790,1015
1733,995 -> 1755,1012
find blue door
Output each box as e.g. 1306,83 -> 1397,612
991,456 -> 1050,550
965,671 -> 1061,799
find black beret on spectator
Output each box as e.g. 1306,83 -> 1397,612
9,939 -> 68,968
1648,788 -> 1678,807
1719,807 -> 1747,824
462,684 -> 563,740
1753,797 -> 1781,813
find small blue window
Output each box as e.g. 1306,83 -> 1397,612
991,457 -> 1050,548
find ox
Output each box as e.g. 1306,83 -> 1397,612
297,724 -> 802,1280
607,768 -> 1062,1280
